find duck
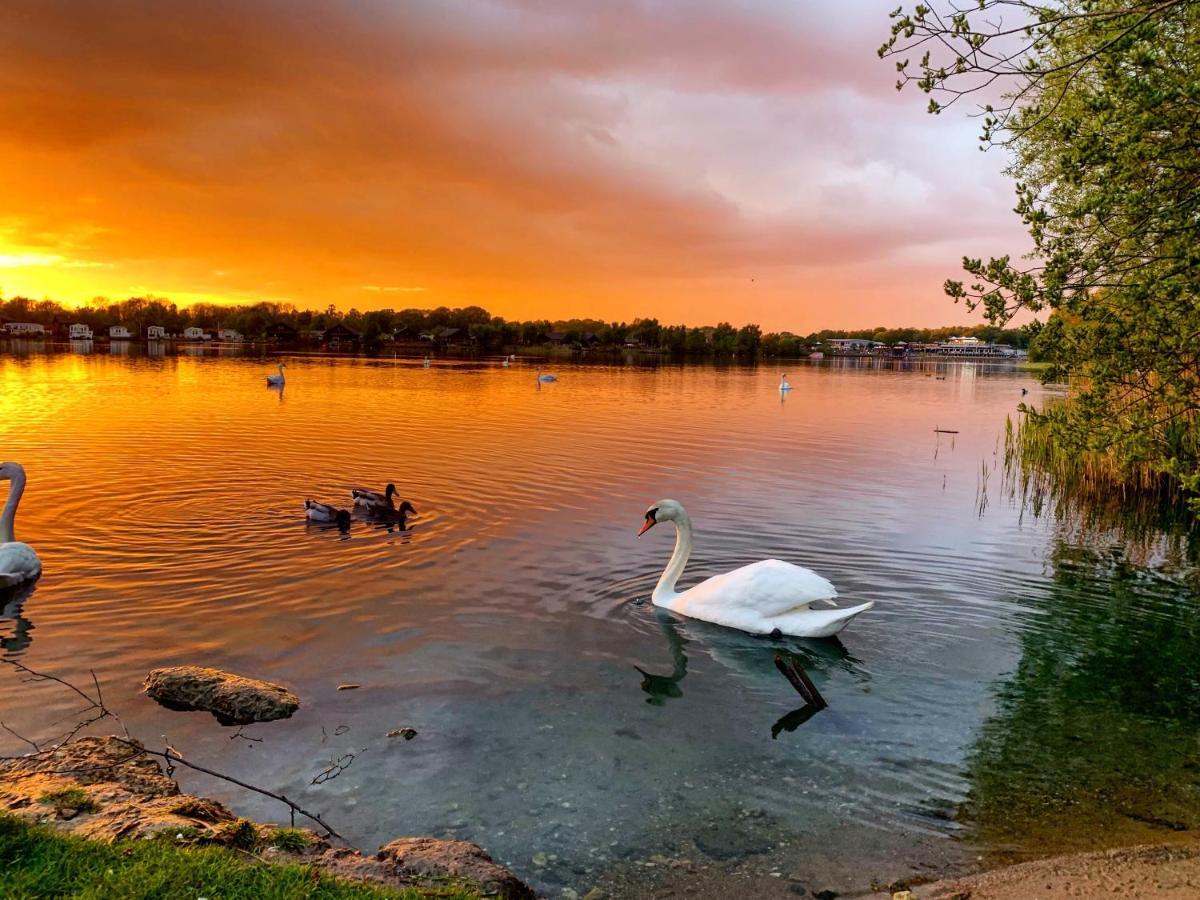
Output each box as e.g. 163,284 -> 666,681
366,499 -> 416,524
0,463 -> 42,590
266,363 -> 286,386
351,483 -> 398,511
536,371 -> 558,383
636,500 -> 872,638
304,500 -> 352,530
779,373 -> 792,392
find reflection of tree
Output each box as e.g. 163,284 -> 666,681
961,542 -> 1200,850
0,582 -> 36,657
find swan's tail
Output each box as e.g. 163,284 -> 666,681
773,600 -> 874,639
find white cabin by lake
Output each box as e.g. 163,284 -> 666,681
69,323 -> 93,340
109,325 -> 132,340
183,326 -> 210,341
217,328 -> 244,343
4,322 -> 45,336
146,325 -> 167,340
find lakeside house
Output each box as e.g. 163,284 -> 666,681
146,325 -> 167,340
109,325 -> 132,340
265,321 -> 299,343
217,328 -> 244,343
418,326 -> 465,345
829,338 -> 883,355
182,326 -> 210,341
69,323 -> 93,340
323,322 -> 362,345
3,322 -> 46,336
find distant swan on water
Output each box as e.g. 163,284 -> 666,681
536,370 -> 558,383
0,463 -> 42,589
779,373 -> 791,391
637,499 -> 872,639
423,356 -> 431,368
304,500 -> 351,531
266,363 -> 286,386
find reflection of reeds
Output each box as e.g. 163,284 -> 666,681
1002,412 -> 1199,569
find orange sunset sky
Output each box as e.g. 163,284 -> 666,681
0,1 -> 1027,332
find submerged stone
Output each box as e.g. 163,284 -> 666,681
143,666 -> 299,725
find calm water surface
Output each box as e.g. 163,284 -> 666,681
2,348 -> 1197,895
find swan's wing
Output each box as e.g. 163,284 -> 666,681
683,559 -> 836,618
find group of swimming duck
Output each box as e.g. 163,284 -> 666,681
304,483 -> 416,532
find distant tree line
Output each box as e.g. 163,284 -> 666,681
0,293 -> 1032,356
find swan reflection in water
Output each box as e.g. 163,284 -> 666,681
1,580 -> 37,656
634,608 -> 866,738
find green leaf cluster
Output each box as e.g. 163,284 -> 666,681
885,1 -> 1200,509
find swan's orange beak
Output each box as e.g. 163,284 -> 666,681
637,518 -> 656,537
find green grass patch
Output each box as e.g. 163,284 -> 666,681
37,787 -> 97,813
0,814 -> 481,899
269,827 -> 314,853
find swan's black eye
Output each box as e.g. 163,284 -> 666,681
646,508 -> 658,522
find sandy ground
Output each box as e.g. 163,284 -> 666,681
901,841 -> 1200,900
587,837 -> 1200,899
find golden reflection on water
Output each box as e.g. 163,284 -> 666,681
12,349 -> 1159,894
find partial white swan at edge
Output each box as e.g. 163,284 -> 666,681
0,462 -> 42,589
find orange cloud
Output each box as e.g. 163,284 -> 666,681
0,0 -> 1026,329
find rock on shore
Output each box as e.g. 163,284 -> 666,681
0,735 -> 534,898
142,666 -> 300,725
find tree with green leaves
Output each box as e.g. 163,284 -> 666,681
881,1 -> 1200,507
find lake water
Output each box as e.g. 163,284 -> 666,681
2,347 -> 1197,897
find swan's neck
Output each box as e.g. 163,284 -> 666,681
653,513 -> 693,605
1,470 -> 25,544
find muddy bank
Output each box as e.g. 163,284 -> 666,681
0,735 -> 533,899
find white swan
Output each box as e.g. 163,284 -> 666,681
266,363 -> 286,386
637,500 -> 871,638
501,357 -> 510,368
304,500 -> 351,529
779,373 -> 791,391
0,463 -> 42,589
536,370 -> 558,383
423,356 -> 431,368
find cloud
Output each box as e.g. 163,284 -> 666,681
0,0 -> 1026,328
